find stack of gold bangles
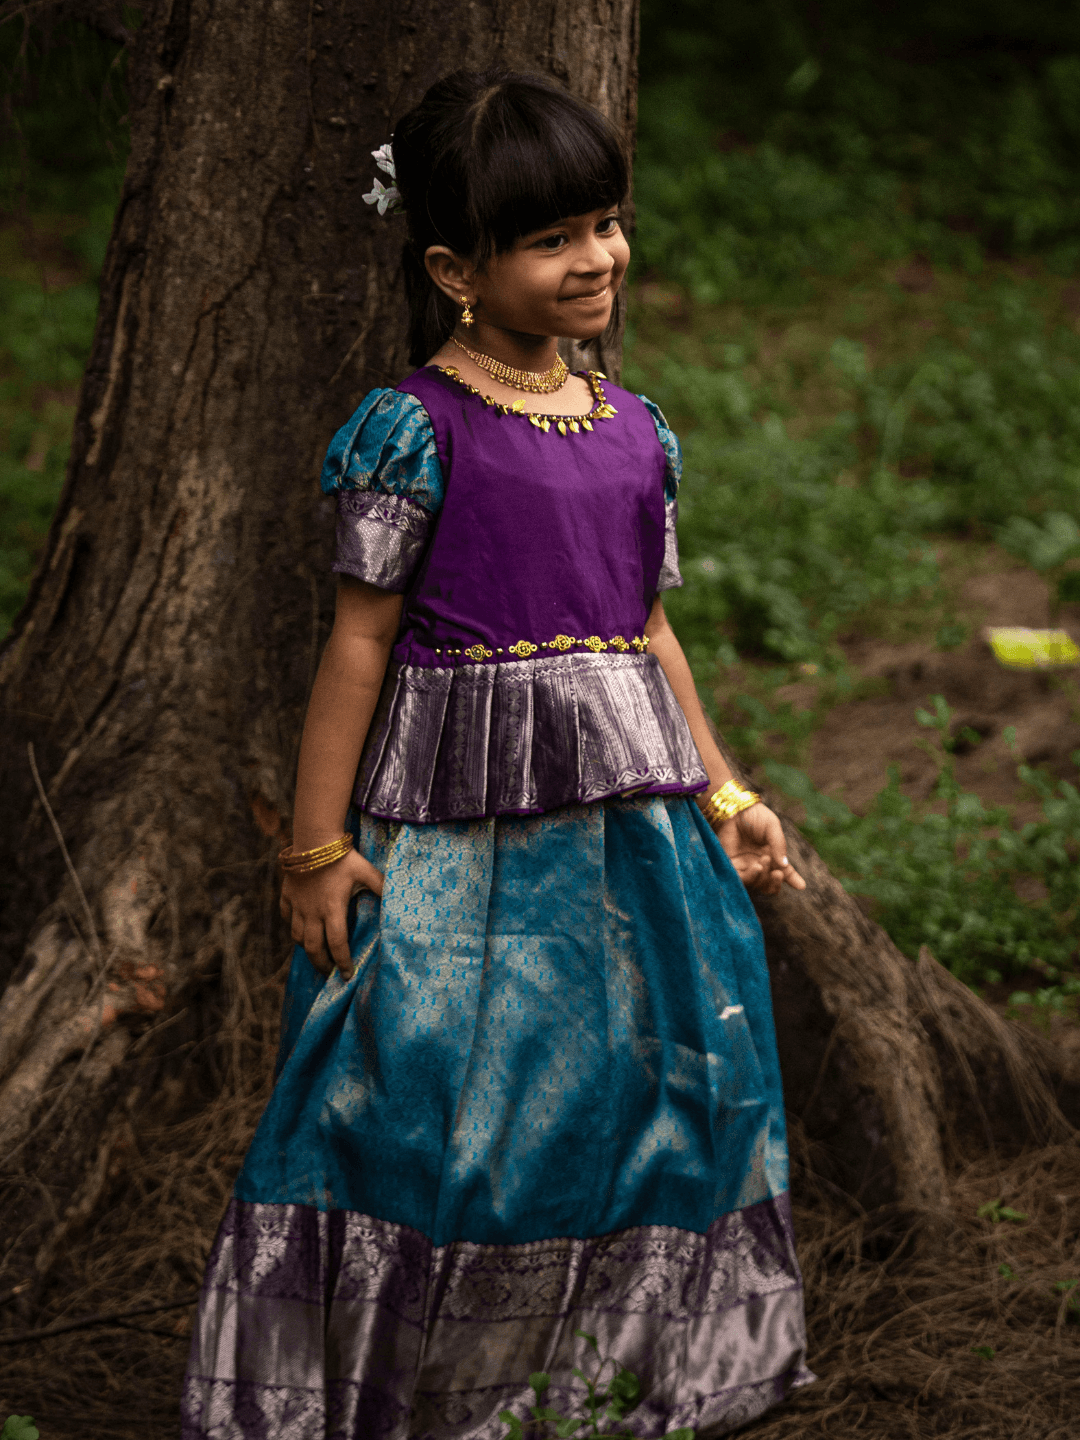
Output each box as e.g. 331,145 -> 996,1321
700,779 -> 761,832
278,833 -> 354,874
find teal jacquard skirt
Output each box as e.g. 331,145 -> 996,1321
182,796 -> 812,1439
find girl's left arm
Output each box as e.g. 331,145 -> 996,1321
645,596 -> 805,894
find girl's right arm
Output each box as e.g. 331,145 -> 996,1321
280,577 -> 404,979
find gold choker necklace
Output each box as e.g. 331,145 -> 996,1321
451,337 -> 568,395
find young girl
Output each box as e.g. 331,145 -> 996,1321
182,69 -> 813,1440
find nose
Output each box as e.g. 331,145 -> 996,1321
575,231 -> 616,277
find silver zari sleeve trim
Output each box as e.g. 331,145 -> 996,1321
332,489 -> 433,593
657,496 -> 682,591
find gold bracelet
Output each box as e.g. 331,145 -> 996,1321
700,780 -> 761,830
279,833 -> 354,873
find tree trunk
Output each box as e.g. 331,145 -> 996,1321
0,0 -> 1073,1290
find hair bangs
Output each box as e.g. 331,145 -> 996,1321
466,88 -> 629,254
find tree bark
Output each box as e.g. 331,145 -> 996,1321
0,0 -> 1073,1288
0,0 -> 639,1273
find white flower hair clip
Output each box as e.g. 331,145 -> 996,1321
363,143 -> 403,216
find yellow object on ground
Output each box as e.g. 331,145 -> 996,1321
987,627 -> 1080,668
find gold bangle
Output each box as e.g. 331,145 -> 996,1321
280,835 -> 352,864
700,780 -> 761,830
279,833 -> 354,873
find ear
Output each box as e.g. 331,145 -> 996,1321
425,246 -> 476,303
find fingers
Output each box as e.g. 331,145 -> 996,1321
726,851 -> 764,880
280,849 -> 382,980
762,815 -> 807,891
325,914 -> 355,981
303,918 -> 331,975
730,804 -> 807,896
762,811 -> 790,876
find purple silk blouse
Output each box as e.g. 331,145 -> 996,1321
336,367 -> 707,822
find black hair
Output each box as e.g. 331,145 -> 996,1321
391,69 -> 630,366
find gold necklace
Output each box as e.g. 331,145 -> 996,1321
451,337 -> 569,395
438,367 -> 617,435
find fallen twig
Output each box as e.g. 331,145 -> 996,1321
0,1294 -> 199,1345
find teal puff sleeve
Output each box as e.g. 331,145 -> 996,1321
321,389 -> 445,593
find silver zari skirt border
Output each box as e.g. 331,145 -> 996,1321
182,1192 -> 813,1439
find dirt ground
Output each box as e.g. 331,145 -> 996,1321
804,566 -> 1080,819
767,556 -> 1080,1041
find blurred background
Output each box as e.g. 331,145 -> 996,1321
3,0 -> 1080,1012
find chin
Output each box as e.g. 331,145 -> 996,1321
562,310 -> 614,343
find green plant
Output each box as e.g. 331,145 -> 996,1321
0,17 -> 129,634
1,1418 -> 40,1440
625,343 -> 943,670
977,1200 -> 1028,1224
762,699 -> 1080,987
639,2 -> 1080,282
498,1332 -> 693,1439
1053,1279 -> 1080,1319
1008,975 -> 1080,1011
995,512 -> 1080,614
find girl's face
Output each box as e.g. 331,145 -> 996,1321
432,206 -> 630,343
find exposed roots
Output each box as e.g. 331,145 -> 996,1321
0,926 -> 287,1436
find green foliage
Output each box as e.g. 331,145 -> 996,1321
996,512 -> 1080,611
0,16 -> 128,633
1,1418 -> 40,1440
0,19 -> 129,220
498,1333 -> 693,1438
637,0 -> 1080,298
629,270 -> 1080,669
0,274 -> 99,629
841,309 -> 1080,530
633,84 -> 906,306
625,343 -> 941,667
977,1200 -> 1029,1224
763,699 -> 1080,987
1054,1279 -> 1080,1319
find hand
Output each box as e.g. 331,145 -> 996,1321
279,848 -> 384,980
713,803 -> 806,895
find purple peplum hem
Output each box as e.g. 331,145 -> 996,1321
354,651 -> 708,823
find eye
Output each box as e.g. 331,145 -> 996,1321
533,232 -> 568,251
596,214 -> 620,235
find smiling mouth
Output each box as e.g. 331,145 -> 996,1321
560,286 -> 609,302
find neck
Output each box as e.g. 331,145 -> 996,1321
454,323 -> 559,372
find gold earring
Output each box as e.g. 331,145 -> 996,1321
459,295 -> 474,328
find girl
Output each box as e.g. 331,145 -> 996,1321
183,69 -> 813,1440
